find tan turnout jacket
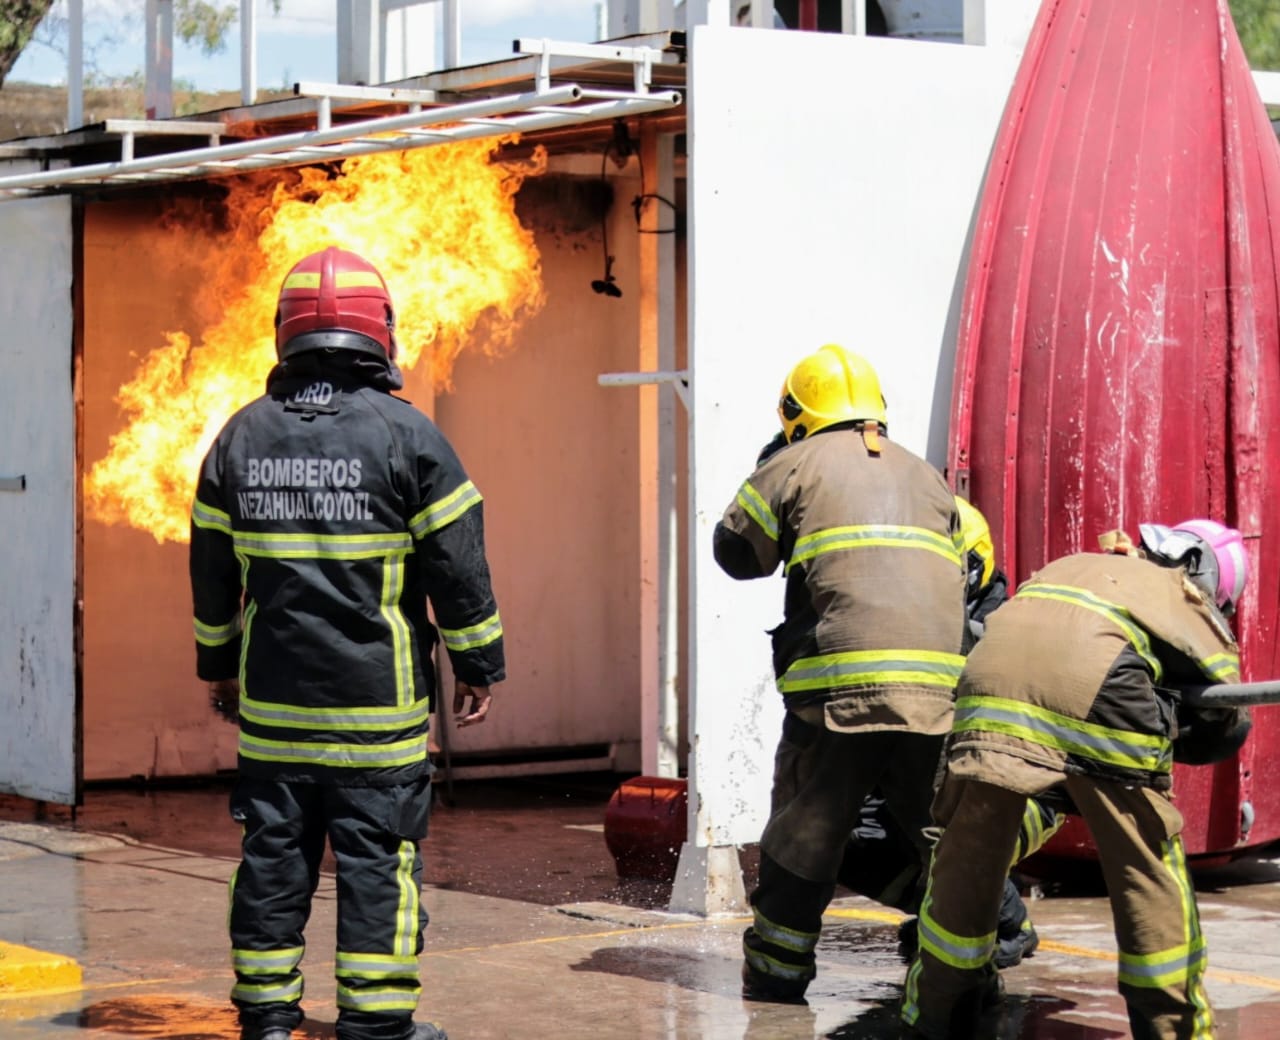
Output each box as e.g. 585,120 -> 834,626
948,552 -> 1241,792
716,428 -> 967,735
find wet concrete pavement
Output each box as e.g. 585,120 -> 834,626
1,776 -> 1279,1039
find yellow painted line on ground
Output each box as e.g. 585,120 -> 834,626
826,914 -> 1280,994
0,940 -> 82,996
826,907 -> 909,926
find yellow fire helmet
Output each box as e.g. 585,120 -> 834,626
955,495 -> 996,589
777,344 -> 888,444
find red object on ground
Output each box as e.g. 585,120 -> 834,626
603,776 -> 688,881
949,0 -> 1280,861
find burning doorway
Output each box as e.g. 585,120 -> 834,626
76,134 -> 687,785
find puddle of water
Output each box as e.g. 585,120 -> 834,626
52,996 -> 336,1039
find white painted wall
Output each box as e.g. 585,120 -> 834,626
0,179 -> 77,803
686,26 -> 1019,851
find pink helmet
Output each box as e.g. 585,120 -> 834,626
1171,519 -> 1248,613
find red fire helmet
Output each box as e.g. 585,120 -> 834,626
275,246 -> 397,360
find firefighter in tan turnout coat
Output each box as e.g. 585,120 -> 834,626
902,522 -> 1252,1040
714,344 -> 968,1002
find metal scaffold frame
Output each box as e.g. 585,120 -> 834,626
0,40 -> 683,201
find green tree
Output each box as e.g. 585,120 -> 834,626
0,0 -> 266,90
1231,0 -> 1280,71
0,1 -> 55,87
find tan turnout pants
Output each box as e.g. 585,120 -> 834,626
902,774 -> 1213,1040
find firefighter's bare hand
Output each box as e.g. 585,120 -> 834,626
209,678 -> 241,725
453,681 -> 492,727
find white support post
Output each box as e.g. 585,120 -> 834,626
684,0 -> 733,28
144,0 -> 174,119
442,0 -> 461,70
67,0 -> 83,129
636,128 -> 681,781
240,0 -> 257,105
608,0 -> 676,37
338,0 -> 381,84
965,0 -> 1039,49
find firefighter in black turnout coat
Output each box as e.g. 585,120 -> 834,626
189,246 -> 504,1040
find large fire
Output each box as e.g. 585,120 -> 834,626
85,137 -> 547,544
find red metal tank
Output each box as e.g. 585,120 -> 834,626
949,0 -> 1280,861
602,776 -> 688,881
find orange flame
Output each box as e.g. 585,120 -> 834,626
85,137 -> 547,544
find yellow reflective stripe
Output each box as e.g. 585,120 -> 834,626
232,946 -> 305,973
238,693 -> 430,731
1016,583 -> 1163,681
439,612 -> 503,652
752,907 -> 820,954
192,496 -> 232,534
954,695 -> 1170,773
238,732 -> 428,768
901,957 -> 925,1025
918,904 -> 995,970
282,270 -> 384,290
335,950 -> 418,979
1012,803 -> 1065,866
238,598 -> 257,689
743,947 -> 811,981
409,480 -> 482,538
736,480 -> 778,541
787,524 -> 962,573
1201,651 -> 1239,682
380,555 -> 414,707
233,531 -> 412,559
195,615 -> 240,647
778,649 -> 964,696
231,977 -> 304,1003
1118,937 -> 1207,988
394,839 -> 418,958
336,984 -> 421,1012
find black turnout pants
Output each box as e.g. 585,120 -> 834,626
228,775 -> 432,1040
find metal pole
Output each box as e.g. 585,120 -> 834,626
443,0 -> 461,69
240,0 -> 257,106
1182,681 -> 1280,708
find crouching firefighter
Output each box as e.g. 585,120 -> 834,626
902,519 -> 1252,1040
714,344 -> 968,1003
190,246 -> 505,1040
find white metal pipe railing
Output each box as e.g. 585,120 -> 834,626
0,85 -> 682,197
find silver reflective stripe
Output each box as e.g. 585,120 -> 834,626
1118,939 -> 1207,987
778,649 -> 964,696
195,615 -> 240,646
336,984 -> 421,1012
409,480 -> 482,538
231,977 -> 304,1004
752,907 -> 819,954
736,480 -> 778,541
238,695 -> 430,731
335,950 -> 418,979
954,696 -> 1169,773
238,732 -> 429,768
232,946 -> 304,973
744,947 -> 810,981
918,912 -> 994,970
193,497 -> 232,534
439,612 -> 503,652
233,531 -> 412,559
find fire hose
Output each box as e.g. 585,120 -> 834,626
1181,680 -> 1280,707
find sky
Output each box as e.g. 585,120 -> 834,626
10,0 -> 605,93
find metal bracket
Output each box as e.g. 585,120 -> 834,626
514,38 -> 664,94
598,369 -> 690,411
0,475 -> 27,492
